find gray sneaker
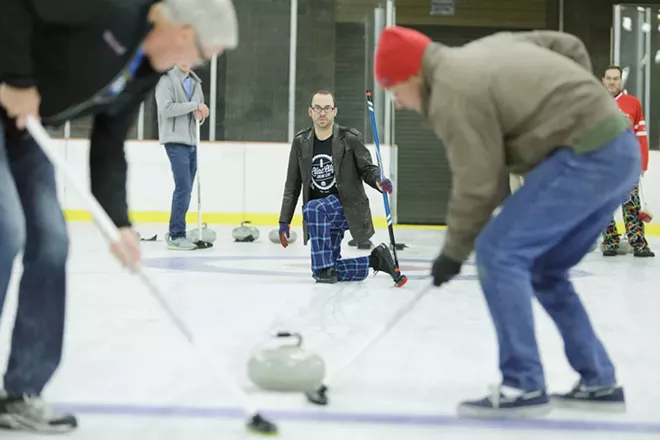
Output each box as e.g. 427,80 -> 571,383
0,395 -> 77,433
166,235 -> 197,250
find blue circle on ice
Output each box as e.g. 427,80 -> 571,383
140,255 -> 591,280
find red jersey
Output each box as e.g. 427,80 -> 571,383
615,92 -> 649,171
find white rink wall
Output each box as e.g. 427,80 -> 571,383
54,140 -> 392,225
53,140 -> 660,226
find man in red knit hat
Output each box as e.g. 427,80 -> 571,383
601,65 -> 654,257
374,26 -> 634,419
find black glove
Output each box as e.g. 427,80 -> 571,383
431,253 -> 463,287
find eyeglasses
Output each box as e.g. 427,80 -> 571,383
310,105 -> 335,114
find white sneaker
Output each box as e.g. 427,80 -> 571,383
0,395 -> 78,433
166,235 -> 197,250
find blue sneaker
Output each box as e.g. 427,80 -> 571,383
551,382 -> 625,412
457,385 -> 552,419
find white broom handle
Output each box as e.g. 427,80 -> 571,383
196,119 -> 202,235
638,175 -> 646,205
26,117 -> 262,416
26,117 -> 121,243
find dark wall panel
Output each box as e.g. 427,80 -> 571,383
395,26 -> 522,225
294,1 -> 337,132
334,21 -> 373,140
224,0 -> 291,142
338,0 -> 546,28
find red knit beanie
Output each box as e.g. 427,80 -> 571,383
375,26 -> 432,89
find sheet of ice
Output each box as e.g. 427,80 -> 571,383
1,223 -> 658,439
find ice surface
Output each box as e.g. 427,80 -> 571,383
1,223 -> 659,439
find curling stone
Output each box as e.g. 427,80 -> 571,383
232,221 -> 260,242
247,332 -> 325,392
600,237 -> 632,254
186,223 -> 217,243
618,239 -> 632,254
269,228 -> 297,244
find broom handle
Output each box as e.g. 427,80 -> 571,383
196,118 -> 203,237
638,175 -> 646,205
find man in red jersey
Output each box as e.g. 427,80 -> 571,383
601,65 -> 654,257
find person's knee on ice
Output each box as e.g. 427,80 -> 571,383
313,266 -> 339,284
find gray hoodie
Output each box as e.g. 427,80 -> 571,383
155,66 -> 204,146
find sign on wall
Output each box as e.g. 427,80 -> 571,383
430,0 -> 455,15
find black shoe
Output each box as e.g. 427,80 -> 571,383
634,248 -> 655,257
370,243 -> 399,279
357,240 -> 373,250
457,386 -> 552,419
314,267 -> 338,284
0,394 -> 78,433
348,238 -> 373,249
602,249 -> 617,257
551,382 -> 625,413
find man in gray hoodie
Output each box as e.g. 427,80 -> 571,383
155,64 -> 208,250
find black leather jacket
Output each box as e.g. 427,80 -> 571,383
279,123 -> 382,244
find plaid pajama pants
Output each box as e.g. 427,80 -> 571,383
303,195 -> 370,281
602,184 -> 649,251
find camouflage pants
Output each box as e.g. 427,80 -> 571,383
602,184 -> 649,251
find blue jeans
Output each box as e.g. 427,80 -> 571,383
0,118 -> 69,396
475,130 -> 640,392
303,195 -> 370,281
165,143 -> 197,238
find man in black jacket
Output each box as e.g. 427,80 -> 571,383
278,90 -> 400,284
0,0 -> 237,433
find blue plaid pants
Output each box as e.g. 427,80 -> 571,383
303,195 -> 370,281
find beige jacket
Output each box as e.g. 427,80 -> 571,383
420,30 -> 630,261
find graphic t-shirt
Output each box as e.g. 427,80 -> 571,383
310,134 -> 339,200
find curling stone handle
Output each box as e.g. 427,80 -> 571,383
274,332 -> 303,347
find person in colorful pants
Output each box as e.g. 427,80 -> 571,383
278,90 -> 400,284
600,65 -> 654,257
374,27 -> 632,419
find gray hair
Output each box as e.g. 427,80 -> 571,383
162,0 -> 238,50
